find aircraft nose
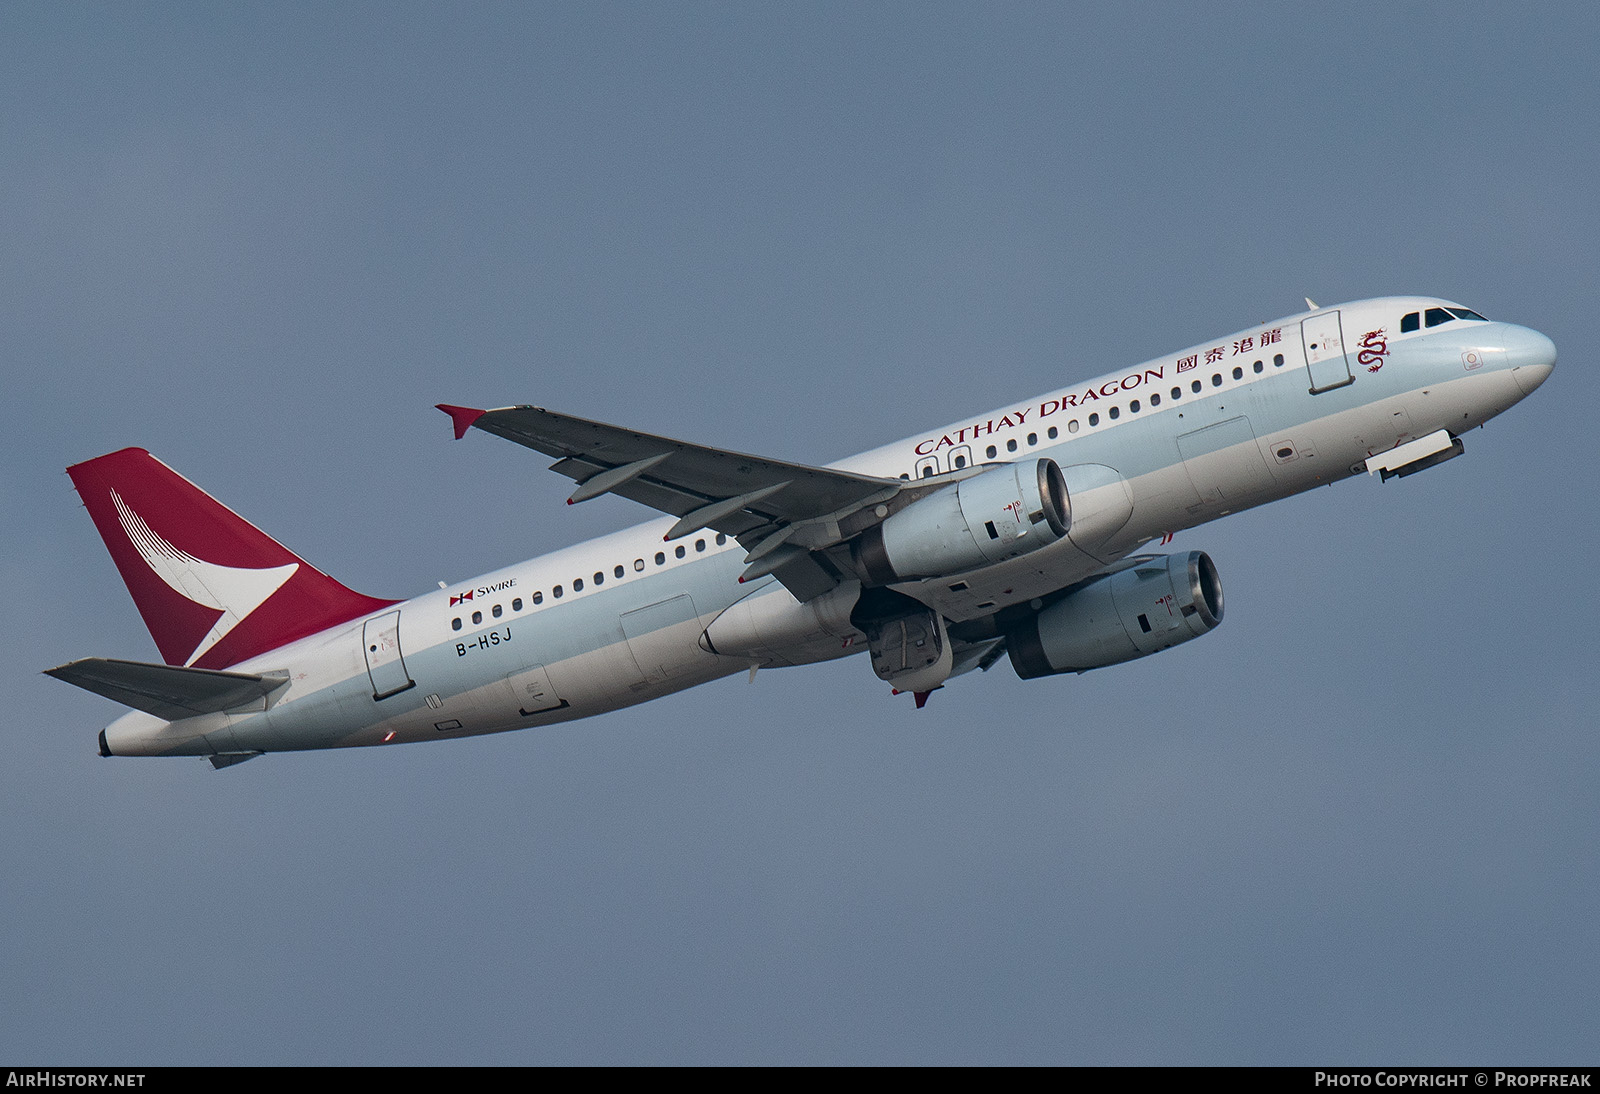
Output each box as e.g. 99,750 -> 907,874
1499,323 -> 1557,396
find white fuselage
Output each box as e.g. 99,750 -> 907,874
101,297 -> 1556,758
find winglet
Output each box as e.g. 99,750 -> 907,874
436,404 -> 487,441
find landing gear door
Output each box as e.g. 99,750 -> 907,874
1302,310 -> 1354,394
362,610 -> 415,700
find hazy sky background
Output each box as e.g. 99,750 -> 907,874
5,2 -> 1596,1064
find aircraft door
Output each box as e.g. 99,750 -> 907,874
362,610 -> 415,700
1302,311 -> 1354,394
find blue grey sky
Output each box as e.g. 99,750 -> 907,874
4,2 -> 1595,1064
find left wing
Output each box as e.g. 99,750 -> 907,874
439,404 -> 906,599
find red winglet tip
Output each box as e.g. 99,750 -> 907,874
436,404 -> 487,441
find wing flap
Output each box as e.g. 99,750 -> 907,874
45,658 -> 289,720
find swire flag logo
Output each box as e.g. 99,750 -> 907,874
449,590 -> 474,606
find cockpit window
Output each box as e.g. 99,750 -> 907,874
1448,307 -> 1488,322
1401,312 -> 1420,333
1424,307 -> 1454,328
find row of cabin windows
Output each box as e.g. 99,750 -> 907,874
450,533 -> 728,630
905,353 -> 1290,474
1400,306 -> 1487,333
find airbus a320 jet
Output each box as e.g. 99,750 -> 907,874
47,298 -> 1555,768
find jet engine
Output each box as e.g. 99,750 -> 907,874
853,459 -> 1069,585
1007,550 -> 1223,679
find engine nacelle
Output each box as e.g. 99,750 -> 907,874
700,580 -> 863,666
854,459 -> 1069,585
1008,551 -> 1223,679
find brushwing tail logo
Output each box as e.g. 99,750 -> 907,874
111,489 -> 299,666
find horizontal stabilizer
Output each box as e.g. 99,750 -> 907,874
44,658 -> 289,721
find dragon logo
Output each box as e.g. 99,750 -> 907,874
1358,328 -> 1390,373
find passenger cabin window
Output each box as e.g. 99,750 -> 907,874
986,445 -> 997,459
452,617 -> 462,631
1067,420 -> 1079,433
1274,353 -> 1284,367
553,585 -> 563,598
513,597 -> 523,611
1047,426 -> 1058,439
633,559 -> 644,572
615,564 -> 626,578
1006,439 -> 1018,452
695,539 -> 706,552
1232,366 -> 1243,380
1191,379 -> 1202,393
471,611 -> 482,624
716,533 -> 727,545
492,604 -> 503,618
532,591 -> 543,604
1088,412 -> 1099,426
1108,406 -> 1120,420
1425,307 -> 1454,328
953,454 -> 966,468
655,552 -> 665,566
592,572 -> 603,585
1401,311 -> 1420,333
573,578 -> 583,591
675,545 -> 686,559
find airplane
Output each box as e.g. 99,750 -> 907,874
47,297 -> 1555,768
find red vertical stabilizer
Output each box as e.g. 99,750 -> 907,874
67,448 -> 396,669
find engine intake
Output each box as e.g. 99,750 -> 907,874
854,459 -> 1069,585
1008,551 -> 1223,679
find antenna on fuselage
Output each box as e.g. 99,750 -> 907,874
1305,297 -> 1319,310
